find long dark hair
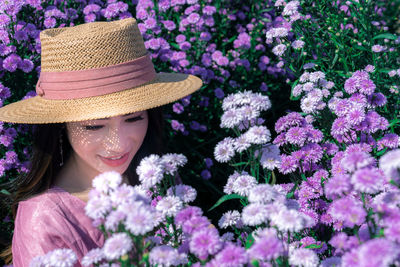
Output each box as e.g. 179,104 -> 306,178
0,107 -> 164,264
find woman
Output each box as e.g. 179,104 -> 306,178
0,18 -> 202,265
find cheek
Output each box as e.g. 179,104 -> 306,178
66,125 -> 101,157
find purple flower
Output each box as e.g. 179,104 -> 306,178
179,41 -> 191,51
214,88 -> 224,99
189,227 -> 222,260
201,169 -> 211,179
83,4 -> 101,15
144,17 -> 157,29
175,206 -> 203,226
171,120 -> 185,132
214,243 -> 248,266
162,20 -> 176,31
172,103 -> 184,114
278,154 -> 298,174
285,126 -> 307,146
199,31 -> 211,41
377,133 -> 399,151
358,79 -> 376,95
3,54 -> 21,72
0,14 -> 10,28
182,215 -> 210,235
328,196 -> 366,228
187,12 -> 200,24
371,44 -> 386,52
351,167 -> 383,194
18,59 -> 34,73
247,232 -> 284,261
357,238 -> 399,266
344,77 -> 358,94
103,233 -> 132,260
44,17 -> 56,28
14,30 -> 29,43
203,5 -> 216,15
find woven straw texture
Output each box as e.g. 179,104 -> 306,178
0,18 -> 203,123
0,73 -> 202,123
40,18 -> 147,71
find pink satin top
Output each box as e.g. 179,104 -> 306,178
12,186 -> 104,266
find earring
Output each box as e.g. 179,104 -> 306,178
59,132 -> 64,167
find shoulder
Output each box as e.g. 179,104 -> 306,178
16,188 -> 65,220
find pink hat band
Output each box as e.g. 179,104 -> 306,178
35,54 -> 156,100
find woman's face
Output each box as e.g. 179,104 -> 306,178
66,111 -> 148,179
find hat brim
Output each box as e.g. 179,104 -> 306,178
0,73 -> 202,124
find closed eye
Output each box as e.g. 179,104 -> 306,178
125,116 -> 144,123
84,125 -> 103,130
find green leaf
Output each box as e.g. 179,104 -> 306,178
208,194 -> 245,211
170,42 -> 180,49
251,260 -> 260,267
245,233 -> 255,249
373,33 -> 398,40
305,243 -> 324,249
0,189 -> 10,195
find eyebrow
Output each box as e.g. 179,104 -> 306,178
96,112 -> 142,121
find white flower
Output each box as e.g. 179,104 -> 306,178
109,183 -> 136,206
270,209 -> 306,232
242,203 -> 269,226
283,0 -> 300,16
250,93 -> 272,111
156,196 -> 183,217
125,205 -> 158,235
260,144 -> 281,170
299,72 -> 310,82
292,84 -> 303,97
214,137 -> 235,163
82,248 -> 104,266
222,94 -> 237,111
136,155 -> 164,189
238,105 -> 260,121
46,249 -> 77,267
275,27 -> 289,37
244,125 -> 271,144
220,109 -> 243,128
223,172 -> 240,194
160,153 -> 187,175
248,184 -> 279,203
309,71 -> 325,83
232,174 -> 258,197
105,210 -> 126,231
103,233 -> 133,260
218,210 -> 242,229
300,95 -> 319,114
289,248 -> 319,267
379,149 -> 400,182
167,185 -> 197,203
85,194 -> 112,220
149,245 -> 188,267
92,171 -> 122,193
272,44 -> 287,57
292,40 -> 305,49
233,135 -> 252,153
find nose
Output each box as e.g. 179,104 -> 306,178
101,125 -> 129,154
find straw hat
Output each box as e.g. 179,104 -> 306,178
0,18 -> 202,124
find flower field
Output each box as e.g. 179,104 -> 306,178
1,0 -> 400,266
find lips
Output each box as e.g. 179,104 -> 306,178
99,152 -> 130,167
